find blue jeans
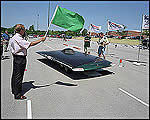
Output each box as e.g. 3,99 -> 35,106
98,46 -> 104,56
103,47 -> 106,54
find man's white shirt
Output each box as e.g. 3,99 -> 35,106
8,33 -> 31,56
98,36 -> 109,47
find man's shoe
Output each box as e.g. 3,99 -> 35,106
1,56 -> 4,60
15,95 -> 27,100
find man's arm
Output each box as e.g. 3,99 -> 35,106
29,37 -> 46,47
105,42 -> 109,45
105,38 -> 110,45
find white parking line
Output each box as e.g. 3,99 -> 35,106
43,42 -> 82,52
27,100 -> 32,119
43,43 -> 55,50
118,88 -> 149,107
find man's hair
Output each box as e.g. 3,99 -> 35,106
15,24 -> 25,33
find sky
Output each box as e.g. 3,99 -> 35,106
1,1 -> 149,33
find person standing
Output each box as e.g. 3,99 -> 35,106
2,30 -> 10,52
62,34 -> 66,41
103,36 -> 109,55
1,37 -> 4,59
9,24 -> 46,100
97,35 -> 109,59
84,33 -> 91,54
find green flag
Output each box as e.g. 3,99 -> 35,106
51,6 -> 85,32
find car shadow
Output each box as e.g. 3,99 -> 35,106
21,80 -> 79,95
55,81 -> 78,86
37,58 -> 114,80
21,80 -> 53,95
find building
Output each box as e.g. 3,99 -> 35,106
90,32 -> 104,37
126,30 -> 141,37
89,30 -> 147,39
107,30 -> 148,39
108,30 -> 141,37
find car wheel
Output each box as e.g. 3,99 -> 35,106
60,64 -> 64,68
64,66 -> 72,73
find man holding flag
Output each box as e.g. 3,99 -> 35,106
97,35 -> 109,59
84,32 -> 91,54
9,24 -> 46,100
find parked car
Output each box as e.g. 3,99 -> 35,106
66,36 -> 72,39
120,36 -> 126,39
33,35 -> 37,38
107,35 -> 114,38
125,36 -> 131,39
39,35 -> 44,37
50,35 -> 54,37
113,36 -> 120,39
46,35 -> 50,37
118,36 -> 122,39
28,35 -> 34,38
56,35 -> 61,38
135,36 -> 144,40
130,36 -> 136,39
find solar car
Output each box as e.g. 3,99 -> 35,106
37,48 -> 112,72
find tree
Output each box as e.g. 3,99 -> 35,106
116,24 -> 128,37
1,27 -> 7,33
29,25 -> 35,32
116,30 -> 128,36
1,25 -> 16,34
142,29 -> 149,36
65,30 -> 76,36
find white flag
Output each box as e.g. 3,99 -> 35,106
107,20 -> 124,31
142,15 -> 149,29
89,24 -> 101,32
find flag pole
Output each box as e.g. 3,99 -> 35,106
106,19 -> 109,55
48,1 -> 50,27
137,14 -> 143,63
133,14 -> 144,66
89,24 -> 91,36
44,5 -> 59,38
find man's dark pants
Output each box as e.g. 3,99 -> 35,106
1,44 -> 3,58
4,41 -> 9,51
11,54 -> 26,98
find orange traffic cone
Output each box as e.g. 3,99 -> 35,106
119,59 -> 124,67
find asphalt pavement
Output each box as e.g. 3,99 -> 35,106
1,37 -> 149,119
